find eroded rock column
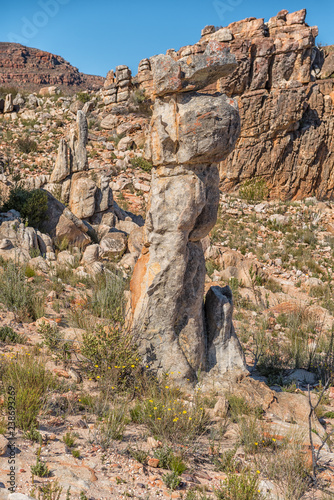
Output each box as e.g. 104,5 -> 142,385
130,42 -> 245,384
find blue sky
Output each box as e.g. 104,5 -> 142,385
1,0 -> 333,78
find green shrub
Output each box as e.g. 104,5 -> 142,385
24,427 -> 43,444
2,186 -> 48,229
162,471 -> 181,491
0,326 -> 26,344
130,156 -> 153,173
82,324 -> 138,379
31,449 -> 50,478
214,468 -> 262,500
0,86 -> 18,98
126,446 -> 148,464
239,178 -> 269,202
16,137 -> 38,153
76,92 -> 90,103
63,432 -> 77,448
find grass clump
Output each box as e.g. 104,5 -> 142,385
89,272 -> 126,322
31,448 -> 50,478
16,136 -> 38,153
1,353 -> 62,431
239,178 -> 268,202
95,404 -> 129,447
214,468 -> 262,500
63,432 -> 77,448
0,261 -> 45,321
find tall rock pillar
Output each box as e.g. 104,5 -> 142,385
130,42 -> 246,385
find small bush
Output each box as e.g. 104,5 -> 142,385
130,156 -> 153,173
0,86 -> 18,99
162,471 -> 181,491
31,456 -> 50,478
0,326 -> 26,344
72,449 -> 80,458
214,447 -> 241,473
130,383 -> 209,444
24,427 -> 43,444
2,186 -> 48,229
76,92 -> 90,103
126,446 -> 148,464
16,137 -> 38,154
239,178 -> 269,202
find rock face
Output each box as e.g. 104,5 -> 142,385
0,42 -> 104,93
129,44 -> 246,385
134,10 -> 334,200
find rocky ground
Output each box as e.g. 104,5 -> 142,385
1,8 -> 334,499
0,189 -> 334,499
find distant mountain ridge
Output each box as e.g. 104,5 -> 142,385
0,42 -> 104,93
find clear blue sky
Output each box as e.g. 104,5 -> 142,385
1,0 -> 333,78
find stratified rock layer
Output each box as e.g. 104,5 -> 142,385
130,44 -> 245,385
134,9 -> 334,200
0,42 -> 104,93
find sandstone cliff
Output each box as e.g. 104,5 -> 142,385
131,9 -> 334,200
0,42 -> 104,93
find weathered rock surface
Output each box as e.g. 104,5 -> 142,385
205,286 -> 246,375
40,192 -> 92,248
129,44 -> 245,384
50,138 -> 69,183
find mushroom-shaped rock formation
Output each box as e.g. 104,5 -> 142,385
129,42 -> 246,386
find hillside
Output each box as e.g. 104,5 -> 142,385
0,42 -> 104,93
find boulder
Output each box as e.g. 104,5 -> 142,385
150,41 -> 237,96
70,110 -> 88,172
145,92 -> 239,166
0,434 -> 8,455
40,191 -> 91,248
205,286 -> 246,375
127,226 -> 144,254
81,244 -> 101,265
100,231 -> 127,258
57,250 -> 75,267
100,115 -> 119,130
69,174 -> 97,219
4,94 -> 13,113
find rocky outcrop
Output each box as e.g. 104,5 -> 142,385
129,43 -> 246,385
132,10 -> 334,200
0,42 -> 104,93
47,110 -> 113,224
101,65 -> 132,105
213,10 -> 334,200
